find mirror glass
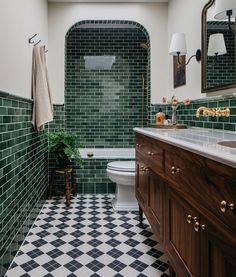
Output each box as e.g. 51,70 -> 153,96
202,0 -> 236,93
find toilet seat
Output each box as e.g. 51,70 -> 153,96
107,161 -> 135,172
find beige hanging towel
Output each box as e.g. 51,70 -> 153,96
31,46 -> 53,131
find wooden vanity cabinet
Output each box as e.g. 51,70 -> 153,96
135,132 -> 236,277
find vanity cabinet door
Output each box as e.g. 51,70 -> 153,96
165,188 -> 201,277
200,216 -> 236,277
147,170 -> 163,242
136,157 -> 148,209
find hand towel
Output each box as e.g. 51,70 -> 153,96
31,46 -> 53,131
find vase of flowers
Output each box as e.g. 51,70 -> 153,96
171,104 -> 178,125
163,96 -> 190,125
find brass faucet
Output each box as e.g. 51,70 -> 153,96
196,107 -> 230,118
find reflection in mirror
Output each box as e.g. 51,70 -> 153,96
202,0 -> 236,93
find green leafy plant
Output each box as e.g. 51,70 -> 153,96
47,129 -> 83,167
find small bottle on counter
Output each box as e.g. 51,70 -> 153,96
155,108 -> 165,125
164,114 -> 171,125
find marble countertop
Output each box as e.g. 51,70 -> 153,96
134,127 -> 236,168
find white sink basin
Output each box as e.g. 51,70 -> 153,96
217,141 -> 236,148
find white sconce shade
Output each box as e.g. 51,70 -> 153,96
169,33 -> 187,56
214,0 -> 236,20
207,34 -> 227,56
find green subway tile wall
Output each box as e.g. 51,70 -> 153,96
65,21 -> 150,148
49,105 -> 65,132
49,105 -> 129,195
76,159 -> 116,194
150,96 -> 236,131
0,91 -> 48,277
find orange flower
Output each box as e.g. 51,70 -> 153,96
162,96 -> 191,107
183,98 -> 190,105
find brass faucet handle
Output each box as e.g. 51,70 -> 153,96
196,107 -> 231,118
225,108 -> 230,117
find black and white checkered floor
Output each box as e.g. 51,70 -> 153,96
6,195 -> 169,277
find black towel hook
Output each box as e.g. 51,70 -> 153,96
34,40 -> 41,46
28,34 -> 37,44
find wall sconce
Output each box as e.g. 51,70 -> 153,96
169,33 -> 201,65
207,33 -> 227,57
214,0 -> 236,34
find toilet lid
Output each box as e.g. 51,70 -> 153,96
107,161 -> 136,172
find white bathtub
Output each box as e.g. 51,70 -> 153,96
79,148 -> 135,159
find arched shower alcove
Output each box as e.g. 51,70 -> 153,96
65,20 -> 150,148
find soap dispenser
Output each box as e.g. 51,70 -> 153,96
155,108 -> 165,125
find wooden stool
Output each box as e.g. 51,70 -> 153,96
48,167 -> 77,207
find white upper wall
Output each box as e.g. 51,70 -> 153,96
0,0 -> 48,99
167,0 -> 236,102
48,2 -> 168,104
166,0 -> 207,102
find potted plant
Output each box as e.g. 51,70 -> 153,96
47,129 -> 83,167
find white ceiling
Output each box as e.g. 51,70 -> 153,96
48,0 -> 168,3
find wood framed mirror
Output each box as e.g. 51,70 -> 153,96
202,0 -> 236,93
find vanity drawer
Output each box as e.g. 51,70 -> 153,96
202,164 -> 236,235
136,134 -> 164,174
165,146 -> 236,234
165,147 -> 203,191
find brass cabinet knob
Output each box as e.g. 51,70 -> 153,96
220,200 -> 235,213
141,166 -> 149,172
194,222 -> 206,232
171,166 -> 176,174
140,166 -> 145,172
171,166 -> 180,175
136,143 -> 142,148
148,151 -> 155,156
187,215 -> 198,224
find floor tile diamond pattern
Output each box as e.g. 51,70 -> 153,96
6,194 -> 169,277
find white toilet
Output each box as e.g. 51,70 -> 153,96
106,161 -> 138,211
